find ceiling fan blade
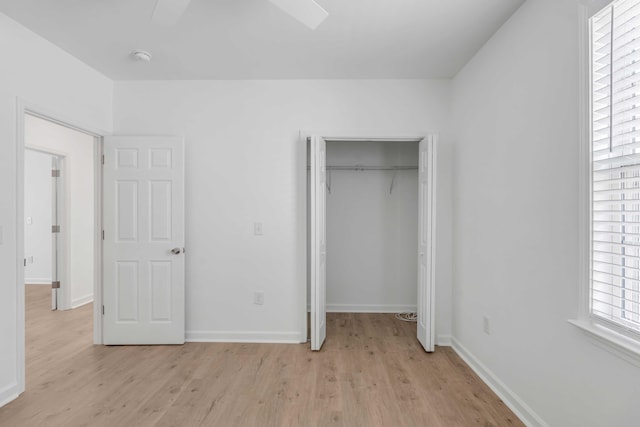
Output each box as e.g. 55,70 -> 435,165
269,0 -> 328,30
151,0 -> 192,26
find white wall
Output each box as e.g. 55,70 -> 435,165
325,141 -> 418,312
25,115 -> 95,308
24,149 -> 53,284
451,0 -> 640,425
114,80 -> 453,344
0,11 -> 112,406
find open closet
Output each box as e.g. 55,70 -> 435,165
325,141 -> 419,312
307,135 -> 437,353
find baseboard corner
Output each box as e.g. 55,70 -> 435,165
436,334 -> 452,346
0,382 -> 21,408
71,294 -> 93,309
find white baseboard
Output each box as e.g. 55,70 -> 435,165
451,337 -> 548,427
0,382 -> 20,408
186,330 -> 304,344
326,304 -> 417,313
24,279 -> 51,285
436,334 -> 451,346
71,294 -> 93,309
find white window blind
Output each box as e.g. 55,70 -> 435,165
591,0 -> 640,334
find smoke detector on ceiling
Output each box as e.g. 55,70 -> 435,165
131,50 -> 152,62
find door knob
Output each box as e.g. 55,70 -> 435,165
171,248 -> 183,254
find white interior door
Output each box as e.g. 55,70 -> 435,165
103,136 -> 185,344
310,135 -> 327,351
417,136 -> 437,352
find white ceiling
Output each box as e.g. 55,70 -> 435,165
0,0 -> 524,80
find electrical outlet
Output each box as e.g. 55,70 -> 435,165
28,256 -> 34,264
254,291 -> 264,305
483,316 -> 491,335
253,222 -> 263,236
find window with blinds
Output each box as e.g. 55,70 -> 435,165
591,0 -> 640,335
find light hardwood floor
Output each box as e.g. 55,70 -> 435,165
0,285 -> 523,426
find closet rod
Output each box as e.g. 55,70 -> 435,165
307,165 -> 418,171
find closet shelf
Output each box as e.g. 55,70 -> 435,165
308,165 -> 418,171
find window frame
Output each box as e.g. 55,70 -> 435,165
574,0 -> 640,364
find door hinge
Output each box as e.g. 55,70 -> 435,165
101,155 -> 104,165
102,230 -> 105,240
52,281 -> 60,289
52,225 -> 61,233
24,258 -> 27,267
102,305 -> 105,315
51,169 -> 60,177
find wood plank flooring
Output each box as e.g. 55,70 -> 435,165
0,285 -> 523,426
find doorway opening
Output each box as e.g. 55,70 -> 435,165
24,149 -> 66,310
306,135 -> 437,352
24,113 -> 97,314
16,104 -> 104,397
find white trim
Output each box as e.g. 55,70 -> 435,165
93,136 -> 103,344
569,319 -> 640,366
186,330 -> 303,344
71,294 -> 94,309
451,337 -> 548,427
326,304 -> 417,313
577,0 -> 592,326
20,103 -> 109,138
0,382 -> 20,408
579,0 -> 615,16
436,335 -> 451,346
16,99 -> 26,400
24,278 -> 53,285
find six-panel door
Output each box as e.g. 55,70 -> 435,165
103,136 -> 185,345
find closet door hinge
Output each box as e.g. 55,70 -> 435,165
102,305 -> 105,315
101,154 -> 105,165
102,230 -> 105,240
52,281 -> 61,289
51,169 -> 60,177
52,225 -> 61,233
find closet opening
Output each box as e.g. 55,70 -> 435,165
306,135 -> 437,352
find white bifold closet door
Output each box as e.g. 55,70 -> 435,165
417,136 -> 436,352
309,135 -> 437,353
103,136 -> 185,345
310,135 -> 327,351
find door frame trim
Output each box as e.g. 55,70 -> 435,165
299,130 -> 438,348
16,98 -> 107,396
